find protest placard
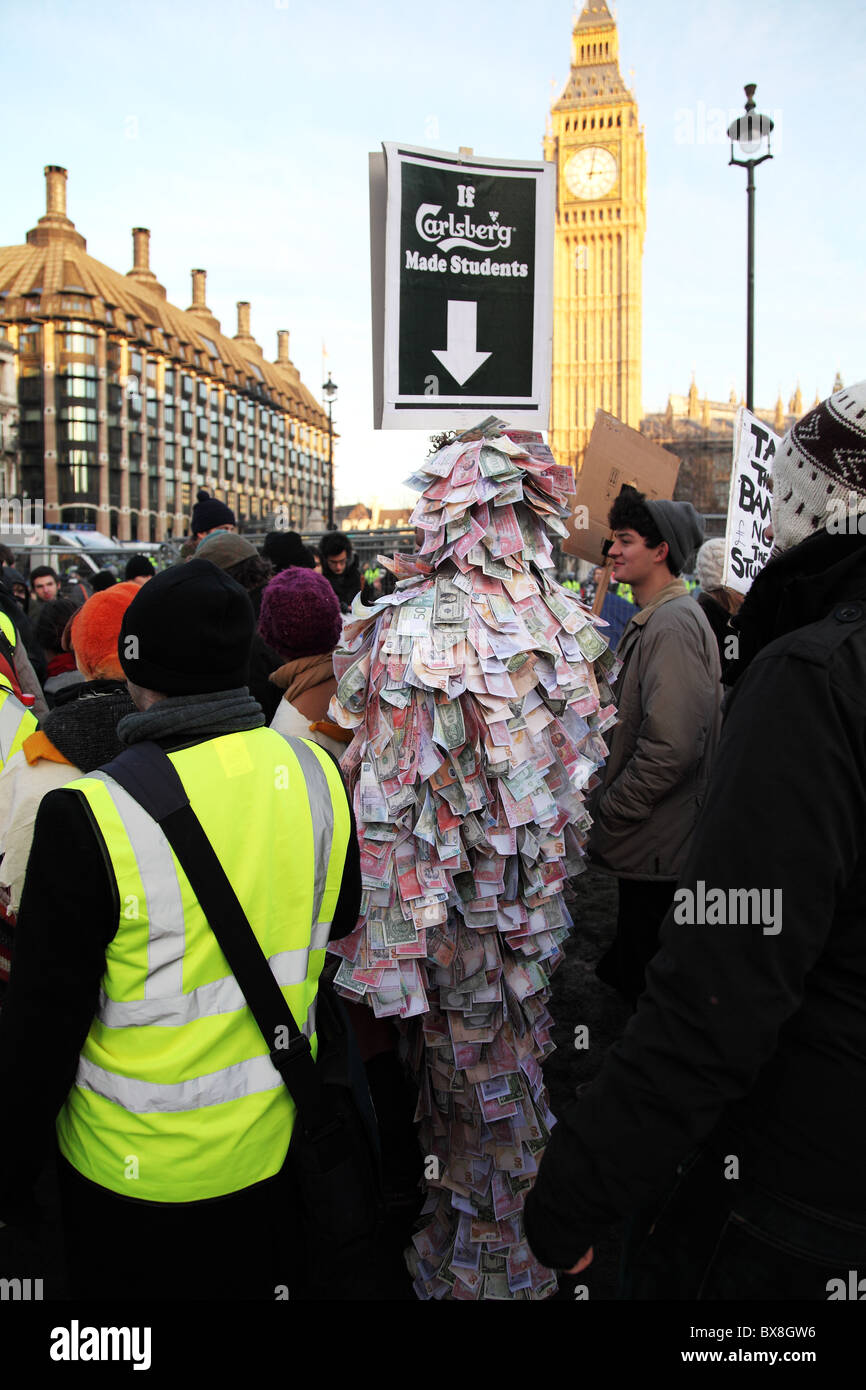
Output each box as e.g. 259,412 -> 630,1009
561,410 -> 681,564
723,408 -> 779,594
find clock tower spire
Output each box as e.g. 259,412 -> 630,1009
544,2 -> 646,472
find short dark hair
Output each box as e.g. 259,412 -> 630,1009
91,570 -> 118,591
319,531 -> 351,562
124,554 -> 156,581
224,554 -> 273,594
31,565 -> 60,586
608,485 -> 678,574
35,596 -> 78,654
0,545 -> 15,567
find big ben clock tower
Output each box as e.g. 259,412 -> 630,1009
544,1 -> 646,472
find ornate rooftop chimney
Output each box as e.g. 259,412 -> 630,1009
234,301 -> 262,355
186,268 -> 221,335
26,164 -> 86,249
191,269 -> 207,310
126,227 -> 166,297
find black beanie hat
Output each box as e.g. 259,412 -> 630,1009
190,489 -> 235,536
261,529 -> 316,572
119,559 -> 254,695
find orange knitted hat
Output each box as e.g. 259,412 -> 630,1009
68,581 -> 140,680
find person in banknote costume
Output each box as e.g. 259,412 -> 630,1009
327,420 -> 618,1300
525,379 -> 866,1298
590,487 -> 722,1007
0,559 -> 362,1299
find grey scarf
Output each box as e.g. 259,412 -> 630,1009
117,688 -> 265,747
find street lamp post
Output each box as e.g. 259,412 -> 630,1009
322,374 -> 337,530
727,85 -> 774,412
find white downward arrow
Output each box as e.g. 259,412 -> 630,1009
432,301 -> 491,387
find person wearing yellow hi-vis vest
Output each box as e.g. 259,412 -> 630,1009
0,560 -> 362,1299
0,610 -> 38,770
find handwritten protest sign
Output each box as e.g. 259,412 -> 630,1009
723,408 -> 779,594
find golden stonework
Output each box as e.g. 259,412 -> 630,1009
544,0 -> 646,475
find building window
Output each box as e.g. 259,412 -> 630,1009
62,449 -> 96,500
61,374 -> 98,401
18,326 -> 42,357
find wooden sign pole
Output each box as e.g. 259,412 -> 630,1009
592,560 -> 614,616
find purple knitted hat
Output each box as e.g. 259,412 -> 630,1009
258,566 -> 342,660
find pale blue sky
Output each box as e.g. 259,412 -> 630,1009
2,0 -> 864,506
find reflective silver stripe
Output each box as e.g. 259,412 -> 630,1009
98,950 -> 319,1028
76,1051 -> 284,1114
0,694 -> 24,759
283,737 -> 334,925
311,918 -> 333,953
88,772 -> 186,998
78,993 -> 318,1112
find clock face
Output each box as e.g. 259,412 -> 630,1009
564,146 -> 618,200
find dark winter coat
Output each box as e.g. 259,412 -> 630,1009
525,529 -> 866,1270
697,590 -> 736,676
323,556 -> 361,613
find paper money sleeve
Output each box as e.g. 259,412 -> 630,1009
328,421 -> 620,1301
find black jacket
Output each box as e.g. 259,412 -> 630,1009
324,556 -> 361,613
525,530 -> 866,1269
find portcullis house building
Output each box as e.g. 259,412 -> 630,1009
0,166 -> 331,540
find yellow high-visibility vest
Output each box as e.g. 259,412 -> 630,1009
56,728 -> 351,1202
0,611 -> 37,767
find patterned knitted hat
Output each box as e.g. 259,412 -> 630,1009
258,566 -> 342,660
772,380 -> 866,554
694,537 -> 727,592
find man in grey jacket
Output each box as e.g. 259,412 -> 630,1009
592,486 -> 721,1005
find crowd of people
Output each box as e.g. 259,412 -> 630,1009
0,380 -> 864,1303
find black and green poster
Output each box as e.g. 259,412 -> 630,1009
372,142 -> 554,430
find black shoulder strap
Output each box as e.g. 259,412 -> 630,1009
100,741 -> 333,1138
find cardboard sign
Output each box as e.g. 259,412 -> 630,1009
369,142 -> 555,430
562,410 -> 682,564
723,408 -> 778,595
